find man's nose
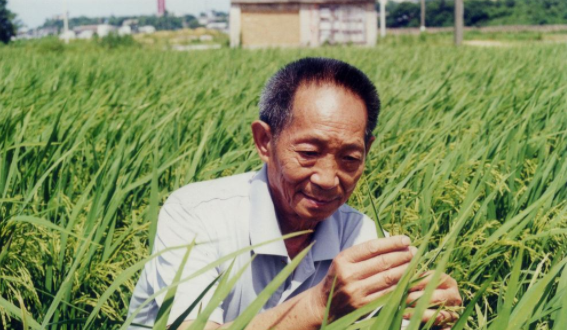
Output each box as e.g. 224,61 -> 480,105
310,159 -> 339,190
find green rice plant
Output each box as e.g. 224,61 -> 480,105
0,39 -> 565,329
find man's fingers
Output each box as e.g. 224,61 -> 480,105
406,272 -> 462,309
403,308 -> 459,326
363,285 -> 396,304
359,263 -> 410,294
355,246 -> 416,279
344,236 -> 412,262
406,288 -> 463,308
409,272 -> 458,292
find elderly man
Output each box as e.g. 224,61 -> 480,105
128,58 -> 461,329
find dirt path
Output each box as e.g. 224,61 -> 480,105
464,40 -> 511,47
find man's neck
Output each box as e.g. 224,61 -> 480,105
265,175 -> 319,259
276,212 -> 318,260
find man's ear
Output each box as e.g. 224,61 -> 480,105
365,136 -> 376,157
251,120 -> 273,163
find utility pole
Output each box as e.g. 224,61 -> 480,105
454,0 -> 464,45
63,0 -> 69,44
420,0 -> 426,32
379,0 -> 386,38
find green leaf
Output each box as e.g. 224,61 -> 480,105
365,179 -> 385,238
154,239 -> 196,329
119,230 -> 312,330
488,249 -> 524,330
187,256 -> 255,330
168,274 -> 221,330
320,275 -> 338,330
507,256 -> 567,329
0,296 -> 41,330
229,243 -> 313,330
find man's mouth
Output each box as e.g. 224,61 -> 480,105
301,192 -> 338,207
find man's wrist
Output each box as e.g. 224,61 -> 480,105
305,285 -> 327,327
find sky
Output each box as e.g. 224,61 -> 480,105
8,0 -> 231,28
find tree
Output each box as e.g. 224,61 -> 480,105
0,0 -> 16,44
384,0 -> 567,29
386,2 -> 420,28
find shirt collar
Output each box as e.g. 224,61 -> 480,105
248,164 -> 341,261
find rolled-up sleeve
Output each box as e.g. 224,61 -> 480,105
149,201 -> 224,325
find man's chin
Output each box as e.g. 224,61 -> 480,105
297,205 -> 338,222
300,192 -> 341,209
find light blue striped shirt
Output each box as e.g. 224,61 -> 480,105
127,164 -> 378,328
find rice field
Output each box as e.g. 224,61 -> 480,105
0,40 -> 566,330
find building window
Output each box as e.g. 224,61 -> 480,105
318,5 -> 366,45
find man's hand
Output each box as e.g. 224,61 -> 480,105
179,237 -> 461,330
309,236 -> 417,322
309,236 -> 462,328
404,272 -> 462,329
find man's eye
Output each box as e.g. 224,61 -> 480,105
298,151 -> 319,158
344,156 -> 361,162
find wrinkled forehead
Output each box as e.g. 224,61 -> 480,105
275,82 -> 367,144
290,81 -> 366,123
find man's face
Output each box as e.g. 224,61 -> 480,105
265,82 -> 373,226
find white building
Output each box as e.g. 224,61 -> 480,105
59,30 -> 76,40
138,25 -> 156,34
97,24 -> 116,38
77,30 -> 95,39
206,22 -> 229,31
118,25 -> 132,36
230,0 -> 377,48
73,25 -> 97,39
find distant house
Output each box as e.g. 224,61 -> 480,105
206,21 -> 229,32
138,25 -> 156,34
122,19 -> 139,27
199,10 -> 229,32
97,24 -> 116,38
59,30 -> 77,41
15,28 -> 32,40
72,24 -> 117,39
199,10 -> 223,25
36,27 -> 59,38
229,0 -> 377,48
77,30 -> 95,39
118,25 -> 132,36
15,26 -> 59,40
198,16 -> 210,26
74,25 -> 98,39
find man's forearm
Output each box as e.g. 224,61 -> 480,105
179,288 -> 324,330
221,288 -> 324,330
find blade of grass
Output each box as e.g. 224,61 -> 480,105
228,242 -> 314,330
153,239 -> 196,329
168,274 -> 221,330
187,256 -> 255,330
118,230 -> 312,330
